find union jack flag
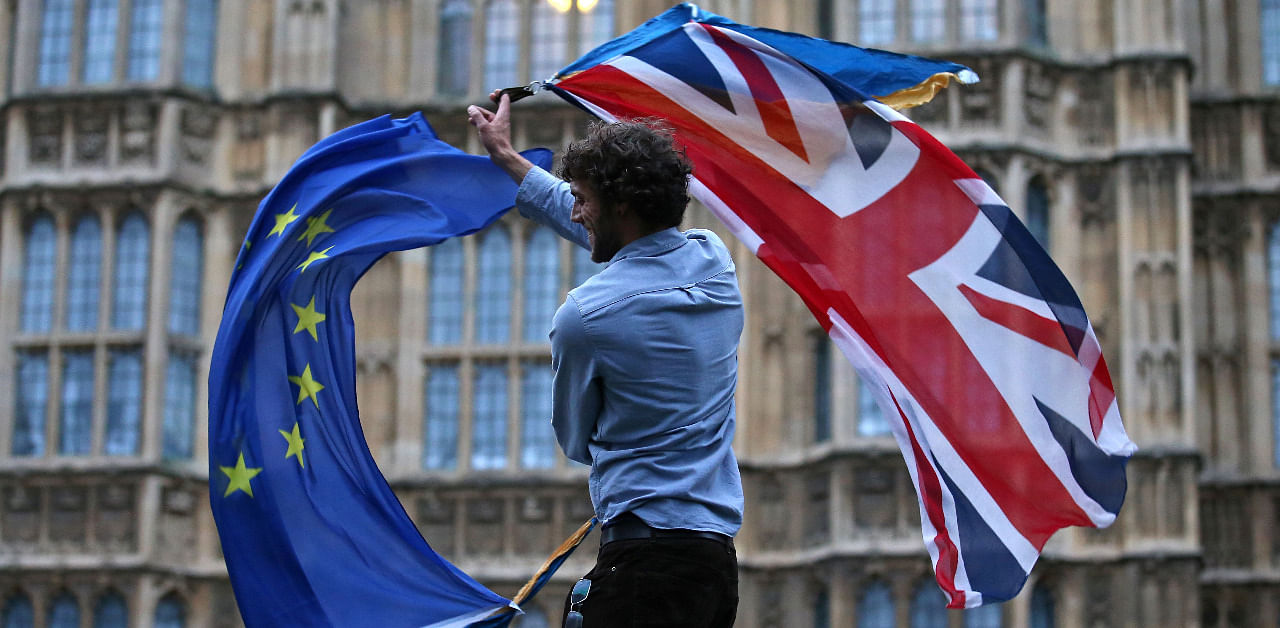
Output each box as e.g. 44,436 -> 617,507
545,4 -> 1136,608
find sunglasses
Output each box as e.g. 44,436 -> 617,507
564,578 -> 592,628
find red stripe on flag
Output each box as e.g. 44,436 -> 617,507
1088,357 -> 1116,439
957,284 -> 1075,357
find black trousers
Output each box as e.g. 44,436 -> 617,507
561,536 -> 738,627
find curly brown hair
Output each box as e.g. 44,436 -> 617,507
557,119 -> 694,229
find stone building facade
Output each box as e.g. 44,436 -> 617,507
0,0 -> 1275,626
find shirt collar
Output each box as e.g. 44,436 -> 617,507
609,227 -> 687,264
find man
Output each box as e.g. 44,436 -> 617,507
468,93 -> 743,627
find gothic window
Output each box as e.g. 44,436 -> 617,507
106,349 -> 143,455
471,363 -> 508,470
21,213 -> 57,333
961,0 -> 999,41
911,0 -> 946,43
182,0 -> 218,87
572,245 -> 602,285
1024,0 -> 1047,47
162,352 -> 197,459
1025,175 -> 1050,251
168,216 -> 203,336
521,361 -> 555,468
60,351 -> 95,455
424,365 -> 460,470
153,595 -> 186,628
83,0 -> 119,84
524,227 -> 560,341
1273,358 -> 1280,468
857,375 -> 890,436
579,0 -> 615,55
127,0 -> 164,81
1269,220 -> 1280,340
67,215 -> 103,331
965,603 -> 1004,628
1,593 -> 33,628
531,1 -> 568,82
92,592 -> 128,628
438,0 -> 473,97
859,0 -> 896,45
813,332 -> 832,443
429,238 -> 465,344
13,353 -> 49,456
813,587 -> 831,628
485,0 -> 519,89
113,212 -> 149,329
475,226 -> 512,343
909,581 -> 947,628
38,0 -> 75,86
47,593 -> 79,628
1266,0 -> 1280,84
857,580 -> 895,626
1029,584 -> 1055,628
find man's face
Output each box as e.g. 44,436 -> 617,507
570,180 -> 622,263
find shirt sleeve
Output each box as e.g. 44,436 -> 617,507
549,297 -> 602,465
516,165 -> 591,250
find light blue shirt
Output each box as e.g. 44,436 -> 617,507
516,166 -> 745,536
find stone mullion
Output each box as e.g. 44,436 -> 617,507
140,193 -> 175,461
1242,205 -> 1275,472
457,236 -> 477,471
0,202 -> 25,457
398,247 -> 428,472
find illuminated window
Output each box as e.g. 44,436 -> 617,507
106,350 -> 143,456
424,365 -> 460,470
911,0 -> 946,42
162,353 -> 196,459
961,0 -> 999,41
579,0 -> 615,55
531,1 -> 568,81
521,362 -> 555,468
13,353 -> 49,457
471,364 -> 508,470
38,0 -> 75,86
182,0 -> 218,87
429,238 -> 465,344
21,213 -> 57,333
858,581 -> 895,626
438,0 -> 473,96
113,212 -> 150,329
67,215 -> 103,331
83,0 -> 120,84
485,0 -> 519,89
475,227 -> 512,343
128,0 -> 164,81
60,351 -> 95,456
859,0 -> 896,45
169,217 -> 203,336
524,227 -> 560,341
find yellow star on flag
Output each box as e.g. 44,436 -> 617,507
297,246 -> 334,273
267,204 -> 301,237
237,239 -> 252,270
219,452 -> 263,498
291,296 -> 327,341
279,422 -> 306,468
288,364 -> 325,407
297,208 -> 336,247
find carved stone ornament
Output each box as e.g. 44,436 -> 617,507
28,106 -> 63,165
163,487 -> 195,514
1075,74 -> 1114,147
1264,104 -> 1280,171
1024,63 -> 1056,132
74,107 -> 110,164
121,101 -> 157,164
237,111 -> 263,140
1077,165 -> 1114,226
958,58 -> 1000,125
180,105 -> 219,165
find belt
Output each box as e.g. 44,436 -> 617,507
600,514 -> 733,549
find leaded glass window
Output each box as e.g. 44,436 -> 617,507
858,580 -> 895,627
67,215 -> 103,331
475,227 -> 512,343
92,592 -> 127,628
438,0 -> 473,97
860,0 -> 896,45
1029,584 -> 1055,628
579,0 -> 615,55
169,216 -> 203,336
153,595 -> 185,628
21,214 -> 57,333
530,1 -> 568,82
113,212 -> 150,329
966,603 -> 1003,628
83,0 -> 120,84
48,594 -> 79,628
521,362 -> 555,468
1,593 -> 33,628
60,351 -> 95,455
485,0 -> 519,89
424,365 -> 460,470
128,0 -> 164,81
911,0 -> 946,42
1026,176 -> 1050,251
857,375 -> 890,436
38,0 -> 75,86
106,349 -> 143,455
429,238 -> 465,344
909,581 -> 947,628
572,245 -> 602,286
162,352 -> 196,459
13,353 -> 49,456
961,0 -> 999,41
814,333 -> 832,443
182,0 -> 217,87
524,227 -> 560,341
471,364 -> 508,470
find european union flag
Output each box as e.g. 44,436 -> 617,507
208,113 -> 552,626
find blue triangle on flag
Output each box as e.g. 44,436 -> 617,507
631,28 -> 736,114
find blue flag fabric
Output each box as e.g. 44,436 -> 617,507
208,112 -> 551,627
